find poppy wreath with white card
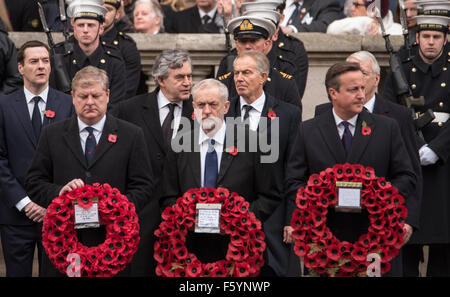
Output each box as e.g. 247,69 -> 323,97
154,187 -> 265,277
42,183 -> 140,277
291,163 -> 408,277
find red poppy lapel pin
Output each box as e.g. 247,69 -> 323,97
267,108 -> 277,119
191,111 -> 195,121
361,121 -> 371,136
44,110 -> 55,118
108,134 -> 117,143
226,146 -> 238,156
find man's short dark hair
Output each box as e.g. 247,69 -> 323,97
325,62 -> 362,99
17,40 -> 51,65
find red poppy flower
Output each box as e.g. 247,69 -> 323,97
234,261 -> 250,277
186,260 -> 202,277
45,110 -> 55,118
191,111 -> 195,121
304,254 -> 319,268
108,134 -> 117,143
326,244 -> 341,261
362,126 -> 371,135
351,245 -> 367,262
293,242 -> 310,257
267,109 -> 276,119
333,164 -> 345,179
226,146 -> 238,156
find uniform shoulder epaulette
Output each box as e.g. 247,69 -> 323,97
218,72 -> 231,81
118,31 -> 133,41
104,46 -> 123,60
279,71 -> 293,80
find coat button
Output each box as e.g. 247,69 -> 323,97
411,84 -> 416,89
444,67 -> 448,71
72,59 -> 77,65
441,82 -> 446,87
439,102 -> 444,108
438,122 -> 443,127
100,59 -> 106,64
267,77 -> 271,82
411,67 -> 417,72
114,40 -> 119,45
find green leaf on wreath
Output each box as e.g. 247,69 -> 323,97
328,267 -> 340,277
307,243 -> 323,255
170,263 -> 185,271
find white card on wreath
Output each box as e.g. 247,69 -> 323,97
338,187 -> 361,208
195,203 -> 221,233
74,203 -> 100,229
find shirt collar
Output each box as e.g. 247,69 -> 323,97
198,118 -> 226,146
157,89 -> 183,110
198,5 -> 217,19
24,86 -> 49,104
239,92 -> 266,114
78,114 -> 107,133
364,95 -> 376,113
332,108 -> 358,127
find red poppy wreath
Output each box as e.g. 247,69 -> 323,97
154,187 -> 265,277
42,183 -> 140,277
291,163 -> 408,277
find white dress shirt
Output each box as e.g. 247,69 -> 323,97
16,87 -> 50,212
239,92 -> 266,131
199,6 -> 217,23
281,0 -> 304,31
199,121 -> 226,187
364,95 -> 376,113
78,115 -> 106,154
24,86 -> 49,122
332,108 -> 358,138
157,90 -> 183,139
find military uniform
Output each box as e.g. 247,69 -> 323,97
383,17 -> 450,275
218,68 -> 302,115
50,37 -> 126,109
101,26 -> 141,98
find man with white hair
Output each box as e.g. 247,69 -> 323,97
160,79 -> 281,272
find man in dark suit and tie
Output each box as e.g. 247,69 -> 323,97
279,0 -> 341,34
285,62 -> 417,276
112,49 -> 194,276
0,40 -> 74,277
314,51 -> 421,246
165,0 -> 221,33
225,50 -> 302,276
25,65 -> 154,276
160,78 -> 281,269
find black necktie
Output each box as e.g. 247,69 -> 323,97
31,96 -> 42,139
341,121 -> 352,153
288,2 -> 300,25
242,105 -> 253,121
202,14 -> 211,24
162,103 -> 176,147
204,139 -> 218,188
85,127 -> 96,166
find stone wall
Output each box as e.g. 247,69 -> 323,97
8,33 -> 404,120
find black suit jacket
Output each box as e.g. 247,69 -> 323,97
285,109 -> 417,242
25,114 -> 154,276
0,88 -> 73,225
288,0 -> 341,33
226,93 -> 302,276
314,95 -> 422,229
160,122 -> 281,262
25,114 -> 153,211
111,88 -> 193,276
165,6 -> 220,33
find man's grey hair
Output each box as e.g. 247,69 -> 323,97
152,49 -> 192,85
72,66 -> 109,91
134,0 -> 165,31
192,79 -> 229,103
346,50 -> 380,75
234,50 -> 270,75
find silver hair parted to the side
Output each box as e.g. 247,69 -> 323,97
346,50 -> 380,75
152,49 -> 192,85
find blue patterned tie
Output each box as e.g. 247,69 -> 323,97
288,2 -> 300,25
204,139 -> 218,188
341,121 -> 352,154
85,127 -> 96,166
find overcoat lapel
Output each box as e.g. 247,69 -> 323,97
317,110 -> 346,163
347,111 -> 373,163
63,116 -> 86,168
11,89 -> 38,147
89,116 -> 118,168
